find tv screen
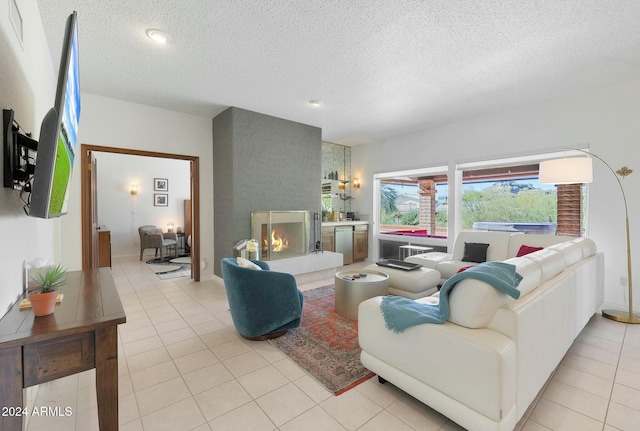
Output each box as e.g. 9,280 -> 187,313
29,11 -> 80,218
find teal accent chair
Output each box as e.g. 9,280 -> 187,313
220,258 -> 304,340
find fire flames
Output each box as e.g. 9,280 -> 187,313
264,229 -> 289,252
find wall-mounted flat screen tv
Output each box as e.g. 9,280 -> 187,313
29,11 -> 81,218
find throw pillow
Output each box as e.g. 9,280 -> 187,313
237,257 -> 262,270
516,245 -> 544,257
462,242 -> 490,263
457,265 -> 476,273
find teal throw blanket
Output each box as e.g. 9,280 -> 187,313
381,261 -> 522,333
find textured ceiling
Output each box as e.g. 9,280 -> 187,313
36,0 -> 640,146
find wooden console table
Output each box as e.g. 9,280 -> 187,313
0,268 -> 126,431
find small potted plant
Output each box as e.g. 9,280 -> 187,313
322,209 -> 330,222
28,264 -> 67,316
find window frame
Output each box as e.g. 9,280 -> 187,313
454,149 -> 590,237
373,166 -> 450,259
370,149 -> 590,261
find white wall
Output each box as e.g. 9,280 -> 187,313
0,0 -> 215,294
0,0 -> 57,314
94,153 -> 191,256
60,94 -> 214,276
352,80 -> 640,312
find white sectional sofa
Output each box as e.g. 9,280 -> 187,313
405,231 -> 583,284
358,232 -> 604,431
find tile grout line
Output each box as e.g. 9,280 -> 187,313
600,321 -> 628,431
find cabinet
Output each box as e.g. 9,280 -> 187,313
322,224 -> 368,262
98,226 -> 111,268
335,226 -> 353,265
353,225 -> 368,262
322,227 -> 335,252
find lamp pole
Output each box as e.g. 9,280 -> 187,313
571,149 -> 638,324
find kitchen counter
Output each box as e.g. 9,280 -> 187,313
322,220 -> 369,227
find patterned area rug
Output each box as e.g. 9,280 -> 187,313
146,255 -> 191,279
269,285 -> 374,395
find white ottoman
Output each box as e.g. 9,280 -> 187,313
364,264 -> 441,299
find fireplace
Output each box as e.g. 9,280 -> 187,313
251,211 -> 309,261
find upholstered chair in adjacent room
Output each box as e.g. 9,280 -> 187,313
220,257 -> 304,340
138,225 -> 178,260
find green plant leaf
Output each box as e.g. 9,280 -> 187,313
29,264 -> 67,293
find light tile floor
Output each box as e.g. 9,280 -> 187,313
25,255 -> 640,431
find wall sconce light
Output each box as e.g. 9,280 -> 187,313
130,184 -> 138,195
353,178 -> 361,189
167,222 -> 174,233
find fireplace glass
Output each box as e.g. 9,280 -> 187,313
251,211 -> 309,261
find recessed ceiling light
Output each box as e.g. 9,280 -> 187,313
146,28 -> 172,44
309,99 -> 324,107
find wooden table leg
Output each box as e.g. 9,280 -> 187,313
0,347 -> 24,431
95,326 -> 119,431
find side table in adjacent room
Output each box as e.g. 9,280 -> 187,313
176,232 -> 186,254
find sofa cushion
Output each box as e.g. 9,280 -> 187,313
448,278 -> 513,328
516,245 -> 544,257
522,249 -> 565,282
451,231 -> 516,262
404,252 -> 452,270
462,242 -> 490,263
506,234 -> 575,258
570,237 -> 597,259
503,257 -> 542,297
546,241 -> 584,266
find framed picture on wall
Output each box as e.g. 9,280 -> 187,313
154,178 -> 168,191
154,193 -> 168,207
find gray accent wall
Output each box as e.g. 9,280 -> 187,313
213,107 -> 322,275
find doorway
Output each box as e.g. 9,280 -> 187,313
81,144 -> 201,281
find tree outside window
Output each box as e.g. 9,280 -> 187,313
461,178 -> 557,233
460,163 -> 585,236
379,177 -> 448,237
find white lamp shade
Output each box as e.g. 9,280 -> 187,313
539,157 -> 593,184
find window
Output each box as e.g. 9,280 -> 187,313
458,155 -> 587,236
375,167 -> 449,239
372,150 -> 588,262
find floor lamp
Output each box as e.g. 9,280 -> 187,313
539,149 -> 639,324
